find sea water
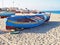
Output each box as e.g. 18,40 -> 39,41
45,11 -> 60,14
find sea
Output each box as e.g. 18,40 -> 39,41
45,11 -> 60,14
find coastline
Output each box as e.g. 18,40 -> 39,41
50,13 -> 60,21
0,13 -> 60,45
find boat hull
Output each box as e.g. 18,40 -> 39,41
6,14 -> 50,30
0,12 -> 15,18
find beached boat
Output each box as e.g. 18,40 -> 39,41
0,11 -> 15,18
6,14 -> 50,30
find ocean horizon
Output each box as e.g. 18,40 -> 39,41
44,11 -> 60,14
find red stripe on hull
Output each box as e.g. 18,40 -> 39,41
6,26 -> 15,29
0,16 -> 8,18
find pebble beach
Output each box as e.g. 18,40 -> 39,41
0,14 -> 60,45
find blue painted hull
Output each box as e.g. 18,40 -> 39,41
0,12 -> 15,17
6,14 -> 50,29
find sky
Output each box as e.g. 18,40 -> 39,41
0,0 -> 60,11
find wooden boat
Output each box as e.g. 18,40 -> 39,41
6,14 -> 50,30
0,11 -> 15,18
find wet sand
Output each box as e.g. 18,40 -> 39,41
0,14 -> 60,45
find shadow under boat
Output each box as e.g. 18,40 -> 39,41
0,21 -> 60,34
18,21 -> 60,33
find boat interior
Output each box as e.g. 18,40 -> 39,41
7,15 -> 45,24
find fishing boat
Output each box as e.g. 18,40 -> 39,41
0,11 -> 15,18
6,13 -> 50,30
